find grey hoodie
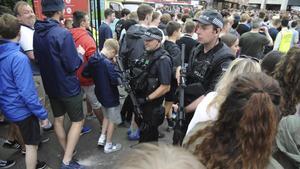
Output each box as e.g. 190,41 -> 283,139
274,115 -> 300,169
119,24 -> 147,69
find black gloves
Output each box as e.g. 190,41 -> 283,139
137,97 -> 149,105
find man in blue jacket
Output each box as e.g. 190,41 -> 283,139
33,0 -> 85,168
0,14 -> 49,169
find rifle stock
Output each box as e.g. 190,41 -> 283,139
116,56 -> 143,121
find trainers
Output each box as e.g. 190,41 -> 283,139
97,135 -> 106,146
86,114 -> 96,120
0,160 -> 15,168
42,125 -> 54,132
2,140 -> 20,149
36,161 -> 47,169
158,131 -> 165,138
119,94 -> 126,99
126,128 -> 131,135
41,135 -> 50,143
60,160 -> 85,169
80,126 -> 92,136
104,143 -> 122,153
128,129 -> 140,141
21,149 -> 26,155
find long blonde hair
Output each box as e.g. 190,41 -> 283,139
207,58 -> 261,112
116,144 -> 206,169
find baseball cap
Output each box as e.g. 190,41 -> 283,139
41,0 -> 65,13
193,10 -> 224,28
142,27 -> 163,41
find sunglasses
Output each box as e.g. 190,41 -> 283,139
239,55 -> 260,63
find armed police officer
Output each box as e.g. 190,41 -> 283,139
174,10 -> 235,145
132,27 -> 172,143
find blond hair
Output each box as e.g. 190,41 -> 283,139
13,1 -> 30,16
240,13 -> 250,22
104,39 -> 119,53
207,58 -> 261,112
116,144 -> 206,169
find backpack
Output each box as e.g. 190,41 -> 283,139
119,25 -> 147,70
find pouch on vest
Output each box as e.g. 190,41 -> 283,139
131,57 -> 161,94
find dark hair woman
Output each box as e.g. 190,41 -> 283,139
183,72 -> 282,169
273,47 -> 300,116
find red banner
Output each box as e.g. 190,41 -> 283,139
33,0 -> 89,20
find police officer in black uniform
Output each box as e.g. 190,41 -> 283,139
173,10 -> 235,145
132,27 -> 172,143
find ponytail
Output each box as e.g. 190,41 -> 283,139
238,92 -> 278,169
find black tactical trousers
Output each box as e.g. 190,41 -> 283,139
139,101 -> 161,143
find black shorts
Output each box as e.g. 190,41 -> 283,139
49,93 -> 84,122
165,79 -> 177,102
15,115 -> 40,145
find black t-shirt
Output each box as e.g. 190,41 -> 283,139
236,23 -> 251,36
176,34 -> 199,63
137,47 -> 172,102
164,40 -> 181,74
147,48 -> 172,86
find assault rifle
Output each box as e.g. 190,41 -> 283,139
178,44 -> 186,128
173,44 -> 187,145
116,56 -> 143,123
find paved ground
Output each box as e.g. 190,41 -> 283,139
0,89 -> 174,169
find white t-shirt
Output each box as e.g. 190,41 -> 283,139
19,25 -> 34,52
186,92 -> 219,135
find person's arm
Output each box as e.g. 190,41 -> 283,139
82,59 -> 92,78
294,32 -> 299,45
58,32 -> 82,73
273,31 -> 282,50
13,55 -> 48,120
25,51 -> 35,60
107,60 -> 120,85
184,95 -> 205,113
147,85 -> 170,101
148,56 -> 172,100
262,27 -> 273,46
171,47 -> 181,75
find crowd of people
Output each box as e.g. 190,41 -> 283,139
1,0 -> 300,169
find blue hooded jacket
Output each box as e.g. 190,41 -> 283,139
0,40 -> 48,122
83,53 -> 120,108
33,19 -> 82,98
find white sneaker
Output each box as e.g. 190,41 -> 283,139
97,135 -> 106,146
104,143 -> 122,153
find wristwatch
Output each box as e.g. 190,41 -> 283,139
146,96 -> 150,101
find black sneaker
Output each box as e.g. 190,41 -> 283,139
0,160 -> 15,168
43,125 -> 54,132
36,161 -> 46,169
166,118 -> 174,131
2,140 -> 20,149
40,135 -> 50,143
